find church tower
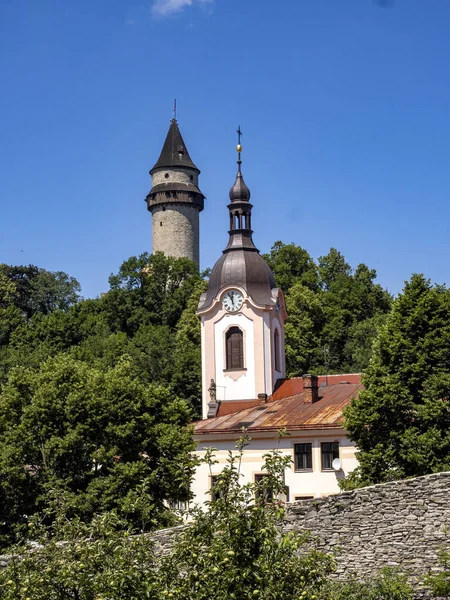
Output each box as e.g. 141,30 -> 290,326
197,133 -> 287,419
146,118 -> 204,265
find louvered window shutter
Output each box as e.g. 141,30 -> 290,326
226,327 -> 244,369
274,329 -> 280,371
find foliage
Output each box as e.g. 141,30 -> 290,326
0,438 -> 337,600
284,282 -> 324,376
0,244 -> 391,547
0,353 -> 195,547
319,568 -> 413,600
263,241 -> 319,292
265,242 -> 391,375
0,508 -> 159,600
0,269 -> 25,346
343,274 -> 450,489
106,251 -> 201,333
171,279 -> 207,413
0,264 -> 81,319
423,531 -> 450,596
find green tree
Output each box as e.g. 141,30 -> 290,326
0,437 -> 336,599
0,353 -> 195,547
171,279 -> 207,414
263,241 -> 319,291
0,270 -> 25,346
318,248 -> 351,291
343,274 -> 450,489
318,251 -> 391,373
0,264 -> 81,319
284,283 -> 324,376
0,299 -> 107,381
106,252 -> 201,333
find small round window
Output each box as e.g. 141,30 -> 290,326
165,173 -> 169,179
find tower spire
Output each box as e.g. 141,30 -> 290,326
229,126 -> 251,205
236,125 -> 242,172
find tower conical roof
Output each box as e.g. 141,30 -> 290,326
150,119 -> 200,174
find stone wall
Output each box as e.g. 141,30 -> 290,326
147,472 -> 450,583
283,471 -> 450,582
2,472 -> 450,589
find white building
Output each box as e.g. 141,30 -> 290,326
191,138 -> 360,505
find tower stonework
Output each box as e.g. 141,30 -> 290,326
146,119 -> 204,265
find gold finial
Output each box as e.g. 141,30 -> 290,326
236,143 -> 242,152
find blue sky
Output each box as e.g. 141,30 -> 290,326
1,0 -> 449,298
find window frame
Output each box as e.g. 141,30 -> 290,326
274,328 -> 280,372
225,326 -> 244,371
294,442 -> 313,472
321,441 -> 340,471
254,473 -> 273,502
210,475 -> 221,502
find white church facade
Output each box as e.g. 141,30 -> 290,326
191,136 -> 360,505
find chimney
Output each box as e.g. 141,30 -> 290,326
303,374 -> 319,403
258,393 -> 268,403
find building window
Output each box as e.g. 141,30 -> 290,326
294,443 -> 313,471
169,499 -> 188,511
274,329 -> 280,372
210,475 -> 222,502
226,327 -> 244,370
160,222 -> 163,227
254,474 -> 273,502
321,442 -> 339,470
190,174 -> 194,181
294,496 -> 314,501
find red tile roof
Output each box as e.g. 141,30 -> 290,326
195,374 -> 362,436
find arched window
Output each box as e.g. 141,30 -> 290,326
226,327 -> 244,370
274,329 -> 280,372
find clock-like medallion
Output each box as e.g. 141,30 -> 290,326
222,290 -> 243,312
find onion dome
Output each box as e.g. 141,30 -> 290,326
229,170 -> 251,202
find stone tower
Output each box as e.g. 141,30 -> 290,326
146,119 -> 204,265
196,136 -> 287,419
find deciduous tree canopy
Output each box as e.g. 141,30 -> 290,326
265,242 -> 392,375
343,274 -> 450,488
0,246 -> 390,547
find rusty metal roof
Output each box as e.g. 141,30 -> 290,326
194,375 -> 362,436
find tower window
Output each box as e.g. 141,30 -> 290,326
160,222 -> 163,226
226,327 -> 244,370
274,329 -> 280,372
190,174 -> 194,181
165,173 -> 169,179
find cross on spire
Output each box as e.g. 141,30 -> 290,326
237,125 -> 242,145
